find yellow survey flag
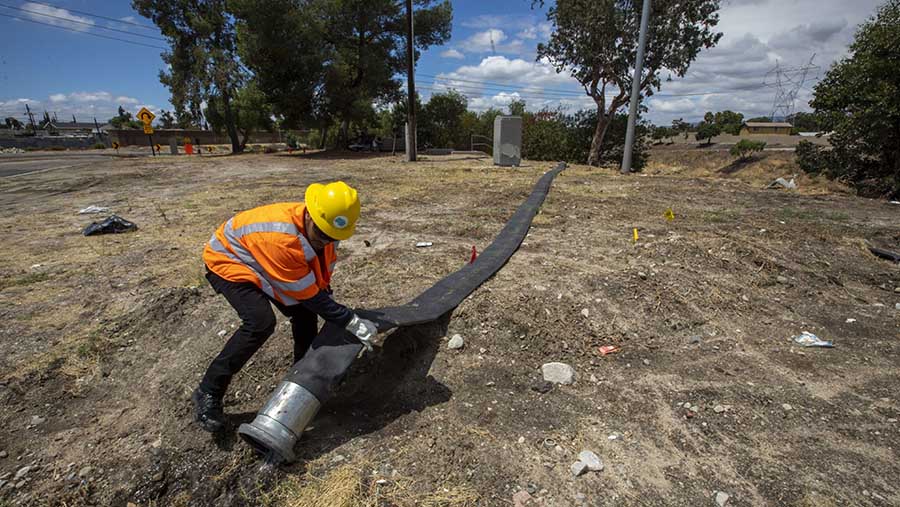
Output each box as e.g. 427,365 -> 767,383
664,209 -> 675,221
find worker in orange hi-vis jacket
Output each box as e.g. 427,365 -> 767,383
193,181 -> 377,432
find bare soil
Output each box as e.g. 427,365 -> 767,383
0,150 -> 898,507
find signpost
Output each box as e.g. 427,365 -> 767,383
138,107 -> 156,157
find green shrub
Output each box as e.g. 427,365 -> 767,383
795,140 -> 824,174
730,139 -> 766,160
92,142 -> 106,149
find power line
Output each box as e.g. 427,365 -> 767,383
420,72 -> 778,99
0,12 -> 167,50
0,3 -> 166,41
22,0 -> 158,30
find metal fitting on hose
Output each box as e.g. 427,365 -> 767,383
238,381 -> 320,463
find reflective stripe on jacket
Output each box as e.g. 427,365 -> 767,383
202,202 -> 337,304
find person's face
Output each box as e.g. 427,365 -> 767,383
305,211 -> 335,251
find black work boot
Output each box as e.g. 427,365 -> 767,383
192,387 -> 225,433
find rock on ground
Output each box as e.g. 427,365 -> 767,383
570,460 -> 588,477
716,491 -> 731,506
542,362 -> 575,385
447,334 -> 464,350
578,450 -> 603,471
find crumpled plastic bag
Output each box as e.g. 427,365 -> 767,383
792,331 -> 834,348
82,215 -> 138,236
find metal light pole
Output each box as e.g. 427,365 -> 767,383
405,0 -> 417,162
621,0 -> 652,174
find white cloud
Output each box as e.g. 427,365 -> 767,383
0,92 -> 159,124
517,22 -> 552,41
21,2 -> 94,32
440,49 -> 465,59
69,91 -> 113,102
119,16 -> 137,23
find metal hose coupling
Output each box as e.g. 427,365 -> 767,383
238,381 -> 321,463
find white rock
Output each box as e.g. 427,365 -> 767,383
714,405 -> 726,413
217,330 -> 227,338
715,491 -> 730,506
541,362 -> 575,385
517,436 -> 525,444
782,404 -> 793,411
577,450 -> 603,471
642,359 -> 650,366
447,334 -> 464,350
14,467 -> 31,481
570,460 -> 588,477
581,308 -> 590,318
78,466 -> 92,478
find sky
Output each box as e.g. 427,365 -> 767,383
0,0 -> 886,126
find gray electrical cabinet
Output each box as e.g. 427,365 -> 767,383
493,115 -> 522,166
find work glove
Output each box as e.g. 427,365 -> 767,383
346,314 -> 378,352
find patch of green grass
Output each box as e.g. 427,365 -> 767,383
0,271 -> 51,291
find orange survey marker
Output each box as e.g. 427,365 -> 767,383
598,345 -> 620,356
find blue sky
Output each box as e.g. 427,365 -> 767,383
0,0 -> 884,126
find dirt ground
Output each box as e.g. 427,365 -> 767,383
0,149 -> 898,507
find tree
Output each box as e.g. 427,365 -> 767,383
730,139 -> 765,159
231,0 -> 452,147
671,118 -> 690,139
537,0 -> 722,166
159,110 -> 176,129
205,80 -> 274,149
746,116 -> 771,123
650,125 -> 673,144
508,99 -> 527,117
108,106 -> 142,129
133,0 -> 246,153
695,121 -> 721,145
420,90 -> 469,149
809,0 -> 900,197
712,110 -> 744,135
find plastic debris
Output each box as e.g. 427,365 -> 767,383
78,205 -> 110,214
598,345 -> 620,356
415,241 -> 433,248
792,331 -> 834,348
632,228 -> 639,242
469,245 -> 478,264
82,215 -> 138,236
767,177 -> 797,190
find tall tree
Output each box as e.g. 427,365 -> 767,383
205,80 -> 274,150
133,0 -> 246,153
537,0 -> 722,165
807,0 -> 900,197
231,0 -> 451,147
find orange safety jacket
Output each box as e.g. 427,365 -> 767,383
202,203 -> 338,305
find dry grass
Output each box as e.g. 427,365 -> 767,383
262,461 -> 480,507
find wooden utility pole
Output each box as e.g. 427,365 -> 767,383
405,0 -> 417,162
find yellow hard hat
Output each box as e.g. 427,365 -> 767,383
304,181 -> 360,240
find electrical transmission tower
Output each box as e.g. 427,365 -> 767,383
763,54 -> 819,121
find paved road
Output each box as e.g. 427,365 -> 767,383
0,152 -> 120,178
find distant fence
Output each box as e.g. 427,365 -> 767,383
107,129 -> 282,147
0,136 -> 100,149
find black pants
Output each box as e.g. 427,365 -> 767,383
200,270 -> 319,397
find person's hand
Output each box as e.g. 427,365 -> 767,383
345,314 -> 377,351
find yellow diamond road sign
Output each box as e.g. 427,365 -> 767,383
143,124 -> 154,135
137,107 -> 156,125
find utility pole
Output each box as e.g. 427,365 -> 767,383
405,0 -> 417,162
25,103 -> 36,131
621,0 -> 652,174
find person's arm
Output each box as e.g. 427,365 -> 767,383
299,289 -> 353,326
